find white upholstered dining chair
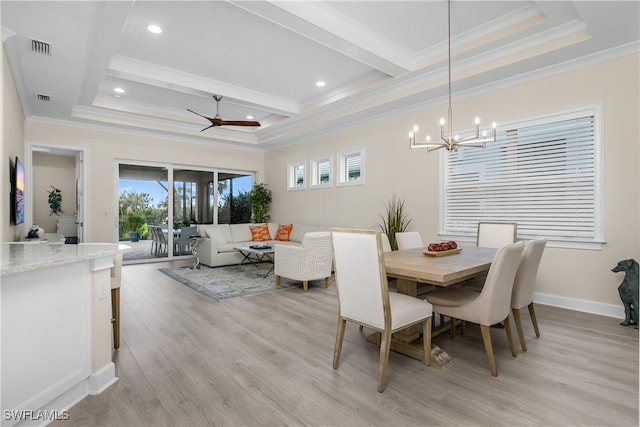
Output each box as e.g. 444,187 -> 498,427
395,231 -> 423,251
462,221 -> 518,293
477,221 -> 517,248
426,243 -> 524,377
511,239 -> 546,351
331,228 -> 433,392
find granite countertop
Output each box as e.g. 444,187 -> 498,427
1,243 -> 130,276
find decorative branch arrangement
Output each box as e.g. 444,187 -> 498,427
47,186 -> 64,215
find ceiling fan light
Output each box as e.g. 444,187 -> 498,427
315,81 -> 326,87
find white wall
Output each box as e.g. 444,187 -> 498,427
265,53 -> 640,314
1,45 -> 25,242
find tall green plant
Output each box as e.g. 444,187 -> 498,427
378,194 -> 412,251
249,183 -> 272,223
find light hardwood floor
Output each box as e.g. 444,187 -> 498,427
53,260 -> 638,427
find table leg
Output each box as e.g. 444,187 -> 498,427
394,278 -> 420,343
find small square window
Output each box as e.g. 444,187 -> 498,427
287,160 -> 306,191
337,148 -> 364,186
310,155 -> 332,188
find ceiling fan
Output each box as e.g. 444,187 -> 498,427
187,95 -> 261,131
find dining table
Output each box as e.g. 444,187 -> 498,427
379,246 -> 497,361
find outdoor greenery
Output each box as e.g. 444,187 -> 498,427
218,190 -> 251,224
248,183 -> 272,223
118,191 -> 166,240
377,194 -> 412,251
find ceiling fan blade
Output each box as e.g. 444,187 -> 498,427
187,108 -> 212,120
200,124 -> 216,132
187,100 -> 260,129
216,119 -> 261,127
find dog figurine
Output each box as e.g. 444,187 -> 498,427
612,259 -> 639,329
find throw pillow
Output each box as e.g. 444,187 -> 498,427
250,223 -> 271,241
275,224 -> 293,241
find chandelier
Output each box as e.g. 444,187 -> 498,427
409,0 -> 496,152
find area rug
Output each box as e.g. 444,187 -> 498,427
158,263 -> 301,300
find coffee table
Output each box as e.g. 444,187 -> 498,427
234,245 -> 275,277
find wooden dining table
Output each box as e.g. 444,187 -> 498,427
379,246 -> 497,361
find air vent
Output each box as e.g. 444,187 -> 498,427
30,38 -> 51,55
36,94 -> 50,102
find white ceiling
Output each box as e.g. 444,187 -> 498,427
2,1 -> 638,150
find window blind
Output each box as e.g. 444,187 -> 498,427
345,155 -> 361,181
443,114 -> 598,242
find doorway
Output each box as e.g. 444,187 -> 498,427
27,144 -> 86,243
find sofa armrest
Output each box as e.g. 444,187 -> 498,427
196,238 -> 220,267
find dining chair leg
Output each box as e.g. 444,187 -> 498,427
503,315 -> 517,357
324,277 -> 330,288
423,317 -> 432,366
303,281 -> 309,292
480,324 -> 497,377
450,317 -> 457,338
512,308 -> 527,352
460,320 -> 466,335
528,302 -> 541,337
333,318 -> 346,369
275,275 -> 281,286
377,329 -> 392,393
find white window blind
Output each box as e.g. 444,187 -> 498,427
338,148 -> 364,186
443,109 -> 602,246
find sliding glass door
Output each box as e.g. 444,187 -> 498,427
118,162 -> 253,263
118,164 -> 169,262
217,172 -> 253,224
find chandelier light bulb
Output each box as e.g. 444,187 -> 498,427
492,121 -> 497,129
475,117 -> 480,125
440,118 -> 445,126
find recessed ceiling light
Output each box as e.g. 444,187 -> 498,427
147,24 -> 163,34
114,87 -> 125,94
246,115 -> 254,120
315,81 -> 326,87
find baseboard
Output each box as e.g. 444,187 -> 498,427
533,292 -> 625,319
87,362 -> 118,395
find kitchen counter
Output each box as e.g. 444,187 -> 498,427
1,242 -> 129,426
1,242 -> 129,276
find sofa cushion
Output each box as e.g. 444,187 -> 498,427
275,224 -> 293,241
198,224 -> 231,244
250,223 -> 272,241
289,224 -> 307,243
230,224 -> 253,243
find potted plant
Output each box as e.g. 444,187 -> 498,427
377,194 -> 412,251
249,183 -> 272,223
124,210 -> 146,242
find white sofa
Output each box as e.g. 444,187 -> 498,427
196,223 -> 330,267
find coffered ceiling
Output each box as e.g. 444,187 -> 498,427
1,1 -> 638,150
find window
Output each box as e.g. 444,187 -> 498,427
337,148 -> 364,186
287,160 -> 305,191
310,155 -> 332,188
441,105 -> 603,249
